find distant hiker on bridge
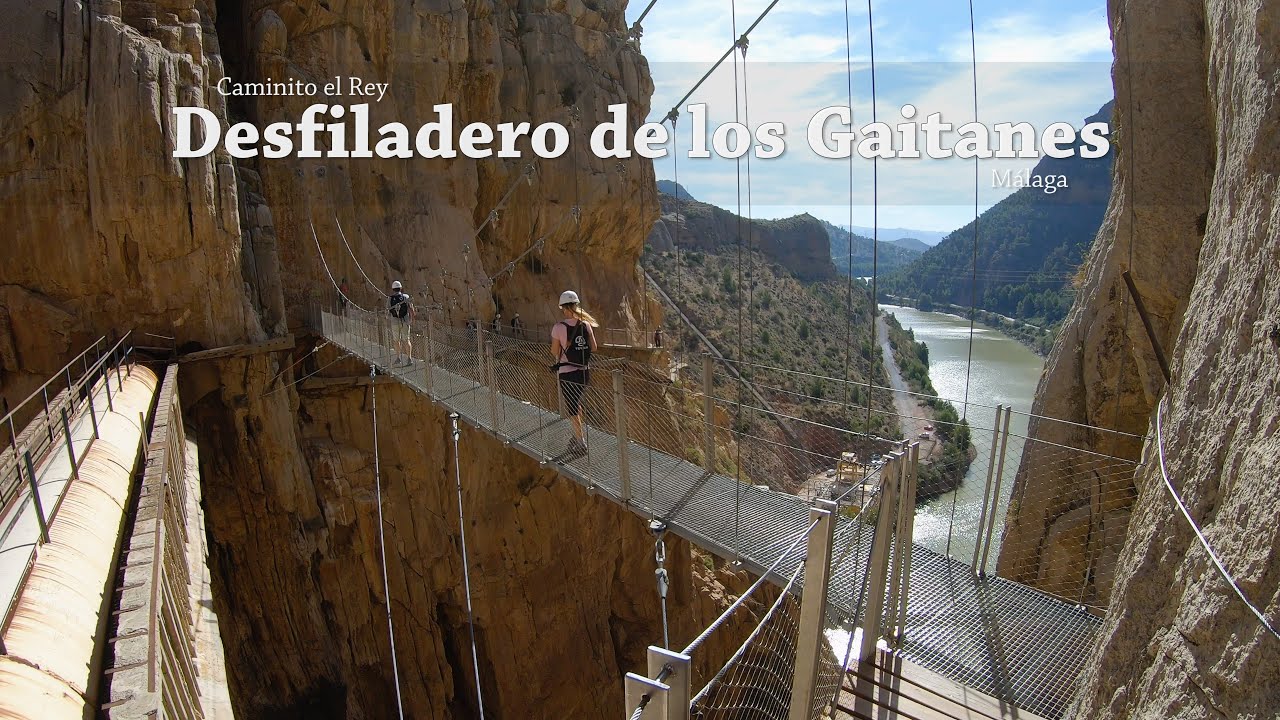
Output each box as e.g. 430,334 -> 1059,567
511,313 -> 524,338
338,277 -> 350,312
551,290 -> 598,454
389,280 -> 414,366
493,312 -> 503,334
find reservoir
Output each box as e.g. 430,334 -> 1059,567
879,305 -> 1046,570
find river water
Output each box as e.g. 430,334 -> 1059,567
879,305 -> 1045,569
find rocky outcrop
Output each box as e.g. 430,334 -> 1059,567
649,194 -> 838,281
0,1 -> 700,718
998,2 -> 1212,606
1003,0 -> 1280,717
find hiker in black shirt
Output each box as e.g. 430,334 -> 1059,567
388,280 -> 414,366
550,290 -> 598,454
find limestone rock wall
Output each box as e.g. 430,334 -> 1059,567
997,0 -> 1212,606
1004,0 -> 1280,716
0,1 -> 702,718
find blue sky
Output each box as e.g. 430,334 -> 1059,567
625,0 -> 1115,233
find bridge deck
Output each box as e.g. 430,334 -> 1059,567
322,317 -> 1099,719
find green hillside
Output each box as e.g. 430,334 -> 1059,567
880,102 -> 1115,330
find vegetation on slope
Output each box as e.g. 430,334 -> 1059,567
880,102 -> 1115,335
823,220 -> 923,277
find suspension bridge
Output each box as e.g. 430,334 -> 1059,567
314,306 -> 1141,719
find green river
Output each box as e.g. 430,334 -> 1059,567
880,305 -> 1046,569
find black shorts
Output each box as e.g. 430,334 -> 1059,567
559,369 -> 589,415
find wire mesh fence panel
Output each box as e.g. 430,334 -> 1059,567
691,572 -> 804,720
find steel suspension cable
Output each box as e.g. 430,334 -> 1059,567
730,0 -> 746,560
312,219 -> 367,313
862,0 -> 880,438
945,0 -> 981,557
450,413 -> 489,717
1155,398 -> 1280,642
841,0 -> 858,422
335,215 -> 389,298
369,366 -> 406,720
660,0 -> 787,125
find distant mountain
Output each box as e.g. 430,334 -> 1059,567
889,237 -> 930,253
880,101 -> 1116,329
821,220 -> 923,277
648,193 -> 836,281
847,226 -> 948,246
656,179 -> 695,201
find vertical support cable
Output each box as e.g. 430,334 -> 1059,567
862,0 -> 881,436
369,368 -> 406,720
450,412 -> 488,719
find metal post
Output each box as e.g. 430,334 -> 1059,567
885,451 -> 910,643
894,443 -> 920,638
614,371 -> 632,504
860,453 -> 900,669
485,340 -> 500,432
424,314 -> 436,395
972,405 -> 1004,570
624,673 -> 670,719
65,366 -> 75,413
789,505 -> 836,719
23,450 -> 50,544
42,387 -> 54,445
475,324 -> 485,386
702,355 -> 715,473
115,346 -> 124,390
647,647 -> 691,720
978,408 -> 1014,574
103,364 -> 114,411
60,408 -> 79,483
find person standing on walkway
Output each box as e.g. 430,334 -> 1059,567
511,313 -> 524,338
550,290 -> 598,454
389,280 -> 414,366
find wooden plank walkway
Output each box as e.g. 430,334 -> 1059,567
321,314 -> 1099,719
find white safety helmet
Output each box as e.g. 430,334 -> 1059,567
392,280 -> 402,290
559,290 -> 580,306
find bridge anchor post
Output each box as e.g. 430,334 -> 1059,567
860,452 -> 901,670
624,672 -> 669,720
788,503 -> 836,720
648,646 -> 691,719
972,406 -> 1004,572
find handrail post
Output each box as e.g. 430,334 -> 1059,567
42,386 -> 54,445
648,647 -> 691,720
978,408 -> 1014,575
64,366 -> 75,413
424,313 -> 435,395
475,324 -> 485,387
22,450 -> 50,544
702,355 -> 715,473
860,452 -> 900,670
789,505 -> 836,720
60,408 -> 79,483
87,383 -> 98,438
485,340 -> 500,432
103,362 -> 114,411
972,405 -> 1004,570
614,371 -> 632,504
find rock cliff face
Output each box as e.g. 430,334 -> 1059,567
0,2 -> 742,718
1006,0 -> 1280,717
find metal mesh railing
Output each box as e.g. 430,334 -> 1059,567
690,565 -> 805,719
316,305 -> 1146,719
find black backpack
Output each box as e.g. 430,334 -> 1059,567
389,292 -> 410,319
560,320 -> 591,368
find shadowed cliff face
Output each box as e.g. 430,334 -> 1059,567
0,2 -> 751,718
1006,1 -> 1280,717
